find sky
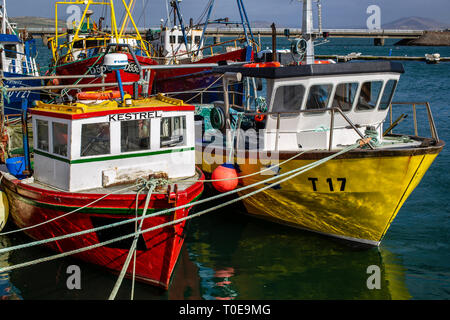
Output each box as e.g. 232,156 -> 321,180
4,0 -> 450,29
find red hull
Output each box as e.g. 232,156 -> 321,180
1,171 -> 204,289
54,53 -> 158,96
153,48 -> 251,94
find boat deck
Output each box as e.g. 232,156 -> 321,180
198,133 -> 426,152
0,165 -> 203,195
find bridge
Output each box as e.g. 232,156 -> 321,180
24,27 -> 425,46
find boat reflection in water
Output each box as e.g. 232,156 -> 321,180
0,236 -> 22,300
186,200 -> 411,300
0,201 -> 411,300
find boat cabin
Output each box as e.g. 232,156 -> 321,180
66,33 -> 143,62
149,26 -> 203,64
211,61 -> 404,151
30,94 -> 196,192
0,33 -> 39,76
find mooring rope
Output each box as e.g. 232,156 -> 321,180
0,150 -> 311,255
0,143 -> 360,273
179,150 -> 309,183
0,181 -> 142,236
0,150 -> 308,253
109,179 -> 160,300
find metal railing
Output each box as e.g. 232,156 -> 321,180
236,107 -> 372,151
388,102 -> 439,143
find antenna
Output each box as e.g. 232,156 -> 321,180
299,0 -> 315,64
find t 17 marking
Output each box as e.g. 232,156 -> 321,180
308,177 -> 346,192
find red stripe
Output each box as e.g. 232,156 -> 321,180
30,105 -> 195,120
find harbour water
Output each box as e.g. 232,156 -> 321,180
0,37 -> 449,300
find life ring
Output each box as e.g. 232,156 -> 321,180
243,61 -> 281,68
76,90 -> 122,100
254,110 -> 265,122
314,60 -> 334,64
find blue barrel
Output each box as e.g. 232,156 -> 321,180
5,156 -> 26,180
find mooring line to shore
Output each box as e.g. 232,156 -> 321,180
0,182 -> 141,237
0,143 -> 360,274
0,150 -> 309,253
179,150 -> 308,183
109,181 -> 157,300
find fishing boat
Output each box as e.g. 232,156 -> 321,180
0,53 -> 204,288
47,0 -> 157,96
194,0 -> 444,246
0,0 -> 40,115
148,0 -> 256,103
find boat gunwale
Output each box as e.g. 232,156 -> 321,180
0,167 -> 205,210
199,136 -> 444,161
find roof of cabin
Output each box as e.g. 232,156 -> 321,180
0,34 -> 21,43
30,94 -> 195,120
213,61 -> 405,79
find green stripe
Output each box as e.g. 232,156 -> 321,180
34,147 -> 195,164
34,149 -> 70,163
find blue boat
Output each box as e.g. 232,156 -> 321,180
0,0 -> 41,115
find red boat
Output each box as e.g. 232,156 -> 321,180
0,92 -> 205,289
54,53 -> 158,96
153,47 -> 252,97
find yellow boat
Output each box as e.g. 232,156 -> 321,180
192,29 -> 444,247
192,0 -> 444,247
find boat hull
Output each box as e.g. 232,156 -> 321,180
197,141 -> 444,246
0,171 -> 204,289
2,72 -> 42,115
153,47 -> 251,103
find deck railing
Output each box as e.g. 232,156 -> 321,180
388,102 -> 439,143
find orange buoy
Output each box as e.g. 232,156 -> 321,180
211,163 -> 239,193
77,91 -> 122,100
255,109 -> 265,122
243,61 -> 281,68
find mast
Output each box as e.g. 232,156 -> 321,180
301,0 -> 315,64
2,0 -> 6,34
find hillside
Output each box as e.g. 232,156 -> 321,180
10,16 -> 65,29
383,17 -> 449,30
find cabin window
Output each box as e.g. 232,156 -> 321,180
178,36 -> 185,44
379,80 -> 398,110
305,84 -> 333,112
160,116 -> 186,148
121,119 -> 151,152
4,44 -> 17,59
73,40 -> 84,49
272,85 -> 306,117
52,122 -> 68,157
36,120 -> 49,151
331,83 -> 359,112
169,36 -> 176,44
356,81 -> 383,111
85,40 -> 99,49
194,36 -> 201,44
80,122 -> 110,157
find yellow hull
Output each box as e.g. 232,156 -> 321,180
198,146 -> 442,245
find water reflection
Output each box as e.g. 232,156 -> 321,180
0,197 -> 411,300
186,196 -> 411,300
0,236 -> 22,300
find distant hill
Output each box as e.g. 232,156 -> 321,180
10,17 -> 65,29
383,17 -> 449,30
